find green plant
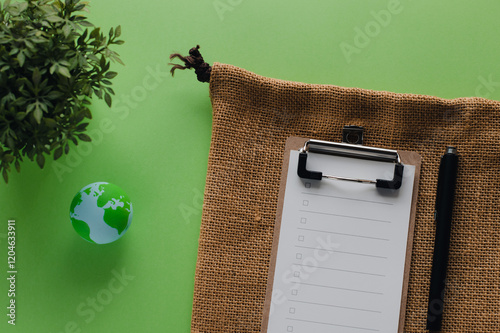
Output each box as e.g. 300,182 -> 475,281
0,0 -> 124,183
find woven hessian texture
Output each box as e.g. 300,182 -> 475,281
191,62 -> 500,332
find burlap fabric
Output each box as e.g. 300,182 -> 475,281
191,62 -> 500,332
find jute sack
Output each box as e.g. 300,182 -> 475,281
171,48 -> 500,332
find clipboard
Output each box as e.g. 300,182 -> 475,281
261,133 -> 421,333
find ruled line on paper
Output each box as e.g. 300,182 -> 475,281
298,282 -> 384,295
295,245 -> 388,259
299,210 -> 392,224
286,317 -> 380,332
297,227 -> 390,241
293,264 -> 386,277
289,299 -> 382,313
301,192 -> 394,206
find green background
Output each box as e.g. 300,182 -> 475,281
1,0 -> 500,332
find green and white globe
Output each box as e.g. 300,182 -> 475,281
70,182 -> 133,244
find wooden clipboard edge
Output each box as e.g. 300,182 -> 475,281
261,137 -> 422,332
397,150 -> 422,333
261,136 -> 306,333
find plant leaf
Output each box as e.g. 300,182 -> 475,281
62,23 -> 72,37
50,63 -> 57,74
77,133 -> 91,142
6,137 -> 15,150
77,28 -> 88,45
44,118 -> 57,128
74,3 -> 86,11
3,154 -> 15,163
76,122 -> 89,131
46,91 -> 65,99
18,1 -> 27,12
32,67 -> 41,86
17,51 -> 25,67
58,66 -> 71,78
94,88 -> 103,99
79,21 -> 93,27
26,103 -> 36,114
34,107 -> 43,124
46,15 -> 64,23
36,154 -> 45,169
104,92 -> 112,107
54,147 -> 63,160
115,25 -> 121,38
104,71 -> 118,79
15,112 -> 27,121
90,27 -> 100,39
83,108 -> 92,119
113,54 -> 125,65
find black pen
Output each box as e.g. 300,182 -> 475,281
426,147 -> 459,331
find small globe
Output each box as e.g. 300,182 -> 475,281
70,182 -> 133,244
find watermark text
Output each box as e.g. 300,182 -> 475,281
6,219 -> 16,325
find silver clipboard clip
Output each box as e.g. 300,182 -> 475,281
297,127 -> 404,190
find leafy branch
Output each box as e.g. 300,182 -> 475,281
0,0 -> 124,183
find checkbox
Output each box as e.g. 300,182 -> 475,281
296,253 -> 302,259
287,326 -> 293,332
289,307 -> 296,314
300,217 -> 307,224
294,271 -> 300,277
298,235 -> 304,242
302,200 -> 309,206
291,289 -> 298,296
305,182 -> 311,188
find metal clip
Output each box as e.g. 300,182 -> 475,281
297,137 -> 404,190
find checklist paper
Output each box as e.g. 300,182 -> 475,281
264,149 -> 417,333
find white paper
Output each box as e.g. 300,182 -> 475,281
266,150 -> 416,333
